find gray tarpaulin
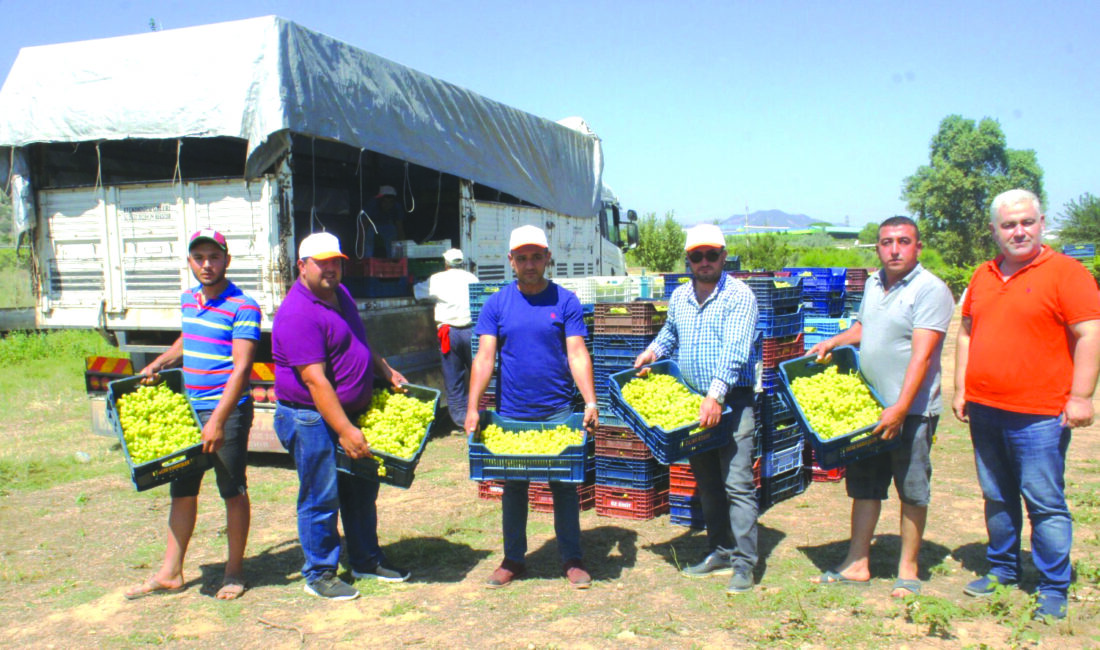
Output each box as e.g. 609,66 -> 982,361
0,16 -> 604,236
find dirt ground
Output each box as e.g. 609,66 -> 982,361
1,311 -> 1099,648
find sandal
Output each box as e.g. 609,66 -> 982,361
891,578 -> 922,597
811,569 -> 870,586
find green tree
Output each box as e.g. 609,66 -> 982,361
902,115 -> 1044,267
1057,193 -> 1100,243
626,211 -> 686,272
857,222 -> 879,245
730,233 -> 797,271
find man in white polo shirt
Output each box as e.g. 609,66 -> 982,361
807,216 -> 954,597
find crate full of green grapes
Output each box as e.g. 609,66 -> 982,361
468,412 -> 592,483
607,361 -> 734,465
105,369 -> 212,492
335,383 -> 440,489
776,346 -> 899,470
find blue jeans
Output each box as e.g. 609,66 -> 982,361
968,402 -> 1072,595
500,406 -> 582,565
442,325 -> 473,428
274,404 -> 383,583
688,389 -> 757,571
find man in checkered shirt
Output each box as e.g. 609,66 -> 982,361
634,224 -> 760,594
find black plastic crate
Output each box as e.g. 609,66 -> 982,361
468,412 -> 593,483
334,383 -> 440,488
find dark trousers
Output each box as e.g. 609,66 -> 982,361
442,325 -> 473,428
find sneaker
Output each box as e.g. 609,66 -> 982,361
1033,591 -> 1068,621
563,559 -> 592,589
681,552 -> 734,578
304,572 -> 359,600
486,559 -> 526,589
352,561 -> 411,583
963,574 -> 1016,598
726,567 -> 754,594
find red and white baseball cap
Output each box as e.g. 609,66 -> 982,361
189,228 -> 228,252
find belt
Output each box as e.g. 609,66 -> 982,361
441,323 -> 473,329
277,400 -> 317,411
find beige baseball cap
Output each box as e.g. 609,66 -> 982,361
684,224 -> 726,251
509,225 -> 549,251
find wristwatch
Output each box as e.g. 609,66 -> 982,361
584,403 -> 599,410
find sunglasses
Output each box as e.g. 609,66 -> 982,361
687,250 -> 722,264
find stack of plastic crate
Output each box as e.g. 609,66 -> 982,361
1063,243 -> 1096,262
753,389 -> 808,512
590,406 -> 669,520
590,305 -> 661,410
737,274 -> 803,396
783,267 -> 846,317
468,281 -> 509,409
843,267 -> 871,317
669,461 -> 704,528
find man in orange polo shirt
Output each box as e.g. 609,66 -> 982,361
953,188 -> 1100,621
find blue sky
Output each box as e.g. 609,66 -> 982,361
1,0 -> 1096,227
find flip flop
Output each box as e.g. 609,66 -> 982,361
125,576 -> 185,600
215,579 -> 247,600
812,569 -> 870,586
891,578 -> 922,597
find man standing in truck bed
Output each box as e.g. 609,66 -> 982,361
125,229 -> 260,601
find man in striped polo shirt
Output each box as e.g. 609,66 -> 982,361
125,229 -> 261,601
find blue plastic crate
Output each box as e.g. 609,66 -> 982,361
468,412 -> 593,483
762,419 -> 803,452
1063,243 -> 1095,258
744,276 -> 804,310
593,334 -> 651,364
335,383 -> 441,488
343,276 -> 410,298
782,267 -> 847,293
777,346 -> 899,470
759,389 -> 795,426
804,296 -> 845,317
758,465 -> 807,511
608,361 -> 734,465
761,368 -> 779,391
106,370 -> 212,492
669,494 -> 706,528
757,305 -> 804,338
803,317 -> 852,337
468,281 -> 509,312
662,273 -> 693,299
761,439 -> 804,478
595,457 -> 669,490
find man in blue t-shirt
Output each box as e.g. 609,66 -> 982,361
125,229 -> 260,601
465,225 -> 599,590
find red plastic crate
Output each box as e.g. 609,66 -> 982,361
477,393 -> 495,410
762,333 -> 805,368
811,465 -> 845,482
529,482 -> 595,512
594,485 -> 669,520
477,480 -> 505,501
595,429 -> 653,460
669,463 -> 697,497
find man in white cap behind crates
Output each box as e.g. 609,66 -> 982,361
414,248 -> 479,431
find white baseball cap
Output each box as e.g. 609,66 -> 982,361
376,185 -> 397,198
442,248 -> 464,263
509,225 -> 549,251
298,232 -> 348,261
684,224 -> 726,251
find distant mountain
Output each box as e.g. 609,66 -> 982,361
718,210 -> 823,233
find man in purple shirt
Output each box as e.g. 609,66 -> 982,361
272,232 -> 409,601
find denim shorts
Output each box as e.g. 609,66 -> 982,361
171,400 -> 254,499
845,414 -> 937,506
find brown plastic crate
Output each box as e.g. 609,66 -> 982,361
595,429 -> 653,460
593,302 -> 668,335
762,333 -> 805,368
669,463 -> 697,497
529,482 -> 596,512
594,485 -> 669,520
477,480 -> 505,501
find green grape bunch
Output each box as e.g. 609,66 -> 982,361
789,366 -> 881,439
481,423 -> 583,456
356,390 -> 435,461
116,383 -> 201,464
620,373 -> 703,431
